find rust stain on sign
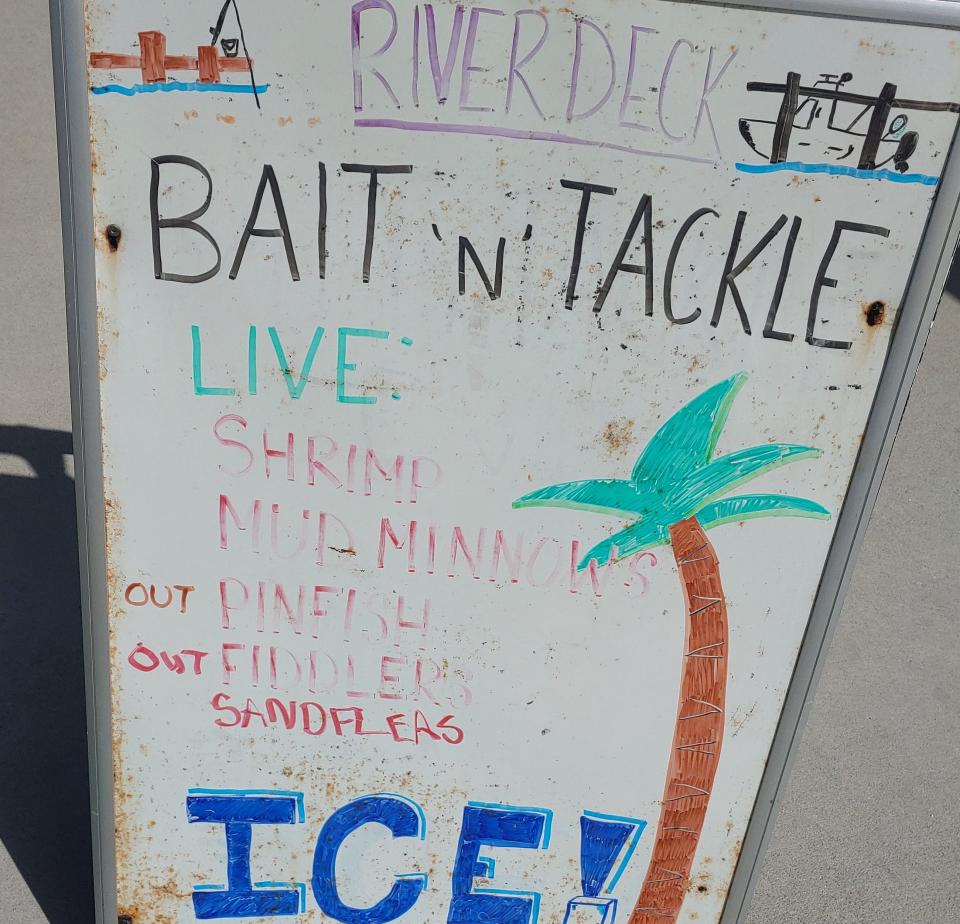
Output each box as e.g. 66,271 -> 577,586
863,299 -> 887,327
105,224 -> 122,252
73,1 -> 960,922
601,417 -> 635,458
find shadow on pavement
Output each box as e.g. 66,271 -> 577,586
0,425 -> 94,923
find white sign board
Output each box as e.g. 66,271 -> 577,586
51,1 -> 960,923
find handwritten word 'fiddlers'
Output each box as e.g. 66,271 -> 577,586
213,414 -> 441,502
219,643 -> 472,707
210,694 -> 464,743
152,154 -> 891,351
128,639 -> 472,706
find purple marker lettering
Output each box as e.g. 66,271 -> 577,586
351,0 -> 400,112
658,39 -> 695,141
459,6 -> 504,112
619,26 -> 658,131
354,118 -> 717,164
424,3 -> 465,104
566,16 -> 616,122
693,45 -> 739,154
506,10 -> 549,118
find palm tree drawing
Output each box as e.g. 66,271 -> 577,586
513,372 -> 829,924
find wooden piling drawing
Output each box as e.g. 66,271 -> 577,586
89,30 -> 253,84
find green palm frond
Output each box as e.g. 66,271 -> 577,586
575,493 -> 829,570
668,443 -> 821,517
514,371 -> 831,570
512,478 -> 646,517
578,520 -> 672,568
696,494 -> 830,529
630,372 -> 746,486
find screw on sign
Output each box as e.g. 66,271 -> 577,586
104,224 -> 122,252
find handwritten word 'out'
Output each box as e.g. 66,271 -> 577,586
123,581 -> 195,613
128,642 -> 207,675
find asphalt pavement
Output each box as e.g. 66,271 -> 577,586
0,1 -> 958,921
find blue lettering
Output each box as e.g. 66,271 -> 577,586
187,789 -> 304,919
312,794 -> 427,924
448,803 -> 551,924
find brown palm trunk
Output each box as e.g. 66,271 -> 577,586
628,515 -> 728,924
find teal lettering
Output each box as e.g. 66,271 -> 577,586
192,325 -> 235,397
269,326 -> 325,400
248,324 -> 258,395
337,327 -> 389,405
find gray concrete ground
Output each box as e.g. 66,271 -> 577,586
0,2 -> 87,922
0,1 -> 958,921
744,302 -> 960,923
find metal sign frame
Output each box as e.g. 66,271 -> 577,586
48,1 -> 960,922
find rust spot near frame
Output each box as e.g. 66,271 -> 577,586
863,300 -> 887,327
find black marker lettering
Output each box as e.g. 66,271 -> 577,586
341,163 -> 414,282
763,215 -> 801,342
229,165 -> 300,281
807,220 -> 891,350
858,82 -> 896,170
560,179 -> 617,309
459,236 -> 505,299
150,155 -> 221,284
594,194 -> 653,316
318,162 -> 328,279
711,211 -> 789,335
664,207 -> 718,325
769,71 -> 800,164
